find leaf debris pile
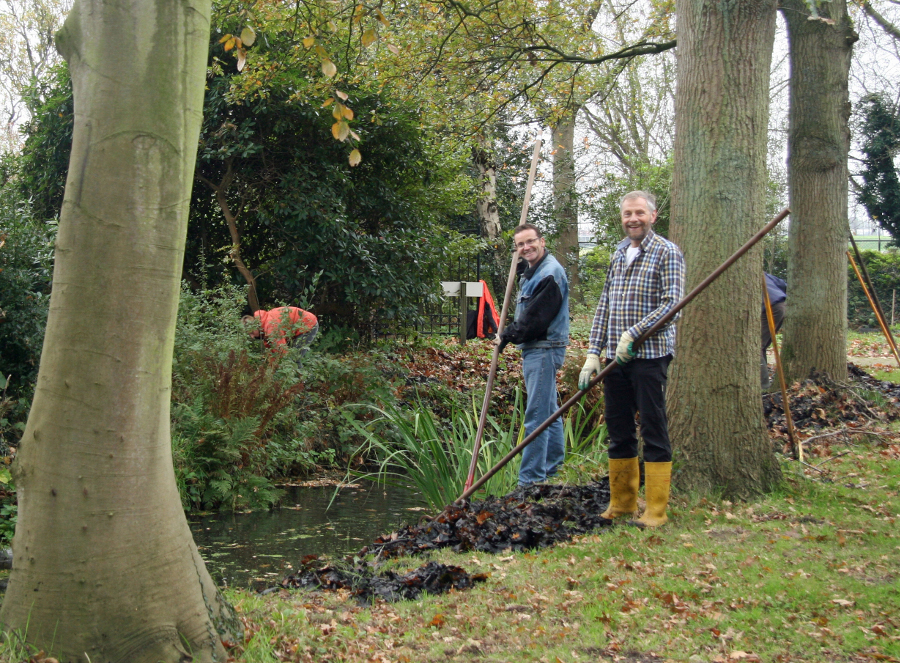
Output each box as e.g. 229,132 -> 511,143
357,479 -> 613,560
279,560 -> 487,603
273,479 -> 613,602
763,365 -> 899,438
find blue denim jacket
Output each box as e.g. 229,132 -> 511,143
514,251 -> 570,349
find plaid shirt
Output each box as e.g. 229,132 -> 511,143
588,230 -> 685,360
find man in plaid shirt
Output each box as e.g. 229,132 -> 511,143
578,191 -> 685,528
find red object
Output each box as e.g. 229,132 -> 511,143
476,280 -> 500,338
254,307 -> 317,347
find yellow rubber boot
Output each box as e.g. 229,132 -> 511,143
601,457 -> 639,519
632,461 -> 672,528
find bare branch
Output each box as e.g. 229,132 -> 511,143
863,1 -> 900,42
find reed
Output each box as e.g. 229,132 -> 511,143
344,389 -> 525,511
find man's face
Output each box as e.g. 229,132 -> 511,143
514,229 -> 545,267
621,197 -> 657,246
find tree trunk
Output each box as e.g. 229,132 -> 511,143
473,135 -> 502,243
197,160 -> 261,311
778,0 -> 856,383
552,112 -> 581,300
667,0 -> 782,499
0,1 -> 237,661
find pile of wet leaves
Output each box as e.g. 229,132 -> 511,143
357,479 -> 613,560
763,364 -> 900,437
273,479 -> 613,602
279,559 -> 488,603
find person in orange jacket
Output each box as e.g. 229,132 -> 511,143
242,307 -> 318,357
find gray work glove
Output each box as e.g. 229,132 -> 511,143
615,331 -> 636,365
578,354 -> 601,391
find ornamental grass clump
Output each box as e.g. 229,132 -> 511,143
344,389 -> 526,511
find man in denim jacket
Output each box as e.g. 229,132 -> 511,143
498,223 -> 570,486
578,191 -> 685,527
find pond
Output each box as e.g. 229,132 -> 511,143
189,481 -> 426,589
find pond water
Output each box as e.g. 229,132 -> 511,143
189,481 -> 426,589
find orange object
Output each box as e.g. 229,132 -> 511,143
475,280 -> 500,338
254,307 -> 317,347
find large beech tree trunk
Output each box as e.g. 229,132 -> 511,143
779,0 -> 856,382
0,1 -> 237,661
552,113 -> 581,300
667,0 -> 782,498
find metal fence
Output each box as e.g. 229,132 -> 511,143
374,221 -> 508,339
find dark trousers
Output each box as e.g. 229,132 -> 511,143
603,356 -> 672,463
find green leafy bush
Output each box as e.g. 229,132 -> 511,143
171,284 -> 308,510
0,179 -> 55,405
847,249 -> 900,327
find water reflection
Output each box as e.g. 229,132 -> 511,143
189,481 -> 425,588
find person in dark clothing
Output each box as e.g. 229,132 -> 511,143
497,223 -> 570,486
761,273 -> 787,388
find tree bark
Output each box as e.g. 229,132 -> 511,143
552,112 -> 581,300
473,135 -> 502,243
779,0 -> 856,382
667,0 -> 782,499
0,1 -> 237,661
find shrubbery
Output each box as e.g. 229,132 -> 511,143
847,249 -> 900,328
0,181 -> 54,405
170,283 -> 409,510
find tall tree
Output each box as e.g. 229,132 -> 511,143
856,94 -> 900,243
778,0 -> 856,382
0,0 -> 237,660
667,0 -> 782,498
0,0 -> 68,152
551,111 -> 581,297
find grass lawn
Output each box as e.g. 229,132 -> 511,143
226,438 -> 900,662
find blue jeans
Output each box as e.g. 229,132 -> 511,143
519,346 -> 566,485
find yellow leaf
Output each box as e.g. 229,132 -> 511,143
219,34 -> 232,44
315,45 -> 327,59
350,130 -> 360,141
341,106 -> 354,120
224,37 -> 236,52
349,149 -> 362,166
237,48 -> 246,71
303,36 -> 315,48
386,43 -> 399,54
327,21 -> 337,32
322,60 -> 337,78
240,26 -> 256,47
335,90 -> 348,101
322,97 -> 335,107
362,28 -> 377,47
332,121 -> 350,141
333,104 -> 344,120
375,9 -> 390,26
235,37 -> 243,48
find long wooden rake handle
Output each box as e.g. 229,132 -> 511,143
464,138 -> 543,492
454,207 -> 791,504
